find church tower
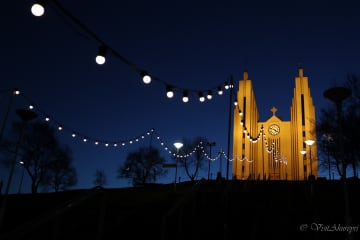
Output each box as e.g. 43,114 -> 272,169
232,67 -> 317,180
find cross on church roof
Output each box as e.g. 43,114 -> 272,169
271,106 -> 278,116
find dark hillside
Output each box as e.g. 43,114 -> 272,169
0,179 -> 359,240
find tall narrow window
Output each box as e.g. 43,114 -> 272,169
301,94 -> 305,125
243,97 -> 246,127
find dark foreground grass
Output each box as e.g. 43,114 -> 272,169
0,179 -> 359,240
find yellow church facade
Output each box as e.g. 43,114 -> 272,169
232,68 -> 317,180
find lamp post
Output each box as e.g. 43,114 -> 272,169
206,141 -> 216,180
324,86 -> 352,240
261,125 -> 265,180
217,149 -> 223,180
226,79 -> 234,181
304,139 -> 315,199
304,139 -> 315,180
300,150 -> 307,180
173,142 -> 183,191
18,160 -> 26,194
324,86 -> 351,179
0,89 -> 20,146
0,108 -> 37,230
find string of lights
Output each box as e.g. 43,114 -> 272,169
153,133 -> 205,159
274,150 -> 288,165
220,151 -> 254,163
1,89 -> 275,166
29,0 -> 234,104
1,88 -> 241,162
202,150 -> 254,163
236,104 -> 275,153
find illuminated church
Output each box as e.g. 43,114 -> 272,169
232,67 -> 317,180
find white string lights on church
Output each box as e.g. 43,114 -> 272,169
236,104 -> 275,153
274,150 -> 288,165
28,0 -> 233,104
233,156 -> 254,163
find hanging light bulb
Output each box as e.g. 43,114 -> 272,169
31,1 -> 46,17
182,90 -> 189,103
198,92 -> 205,102
166,85 -> 174,98
13,89 -> 20,95
141,71 -> 151,84
217,86 -> 223,95
95,45 -> 107,65
224,81 -> 230,90
206,90 -> 213,100
234,98 -> 238,105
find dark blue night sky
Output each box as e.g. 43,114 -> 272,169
1,0 -> 360,193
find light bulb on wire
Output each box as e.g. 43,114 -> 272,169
13,89 -> 21,95
182,90 -> 189,103
206,90 -> 213,100
198,92 -> 205,102
141,71 -> 151,84
95,45 -> 107,65
217,86 -> 223,95
31,1 -> 46,17
166,86 -> 174,98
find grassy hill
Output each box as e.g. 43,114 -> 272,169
0,179 -> 359,240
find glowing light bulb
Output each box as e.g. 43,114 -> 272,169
182,91 -> 189,103
95,46 -> 107,65
142,73 -> 151,84
166,86 -> 174,98
31,3 -> 45,17
95,55 -> 106,65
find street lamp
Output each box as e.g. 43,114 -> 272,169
304,139 -> 315,180
206,141 -> 216,180
173,142 -> 183,190
0,108 -> 37,230
323,86 -> 352,240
